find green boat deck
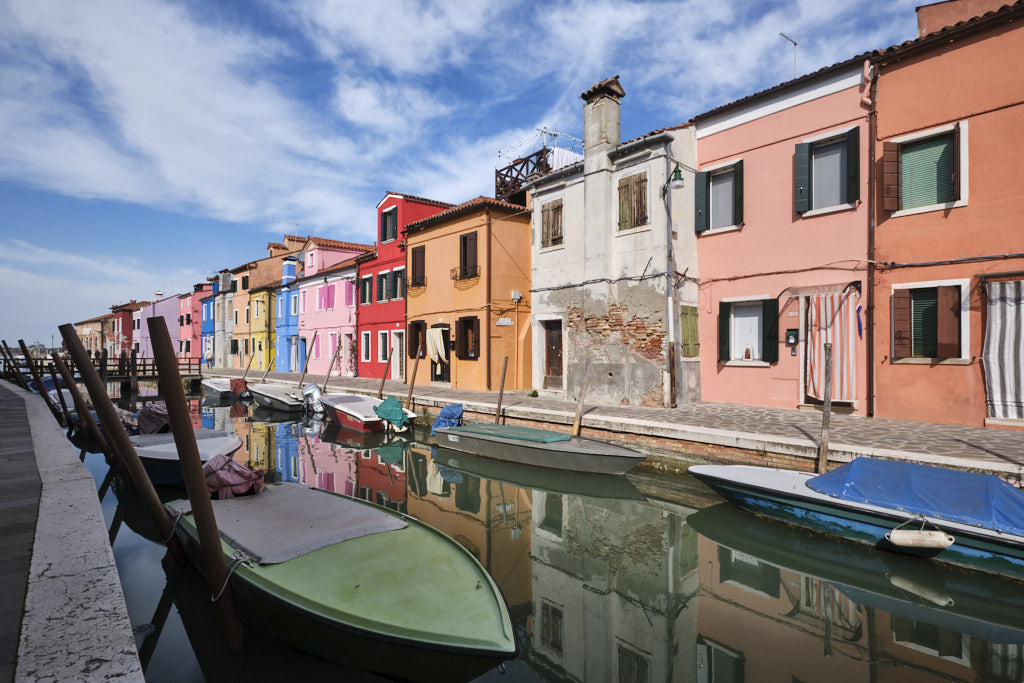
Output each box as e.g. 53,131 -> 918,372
449,423 -> 570,443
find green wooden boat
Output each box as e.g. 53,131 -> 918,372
165,483 -> 516,680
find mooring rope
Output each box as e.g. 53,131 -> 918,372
211,550 -> 255,602
162,511 -> 184,544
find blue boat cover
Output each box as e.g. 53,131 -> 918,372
431,403 -> 464,435
808,458 -> 1024,537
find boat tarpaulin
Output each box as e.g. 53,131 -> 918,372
454,423 -> 571,444
431,403 -> 464,435
808,458 -> 1024,537
373,396 -> 409,429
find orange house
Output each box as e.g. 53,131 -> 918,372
871,2 -> 1024,427
403,197 -> 532,391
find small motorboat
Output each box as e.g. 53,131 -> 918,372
201,377 -> 249,401
434,422 -> 646,475
319,393 -> 416,433
688,457 -> 1024,581
247,383 -> 307,413
164,483 -> 517,679
130,429 -> 244,487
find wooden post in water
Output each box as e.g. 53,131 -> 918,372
322,332 -> 344,394
19,340 -> 62,424
99,347 -> 109,384
258,352 -> 276,383
405,342 -> 424,411
494,357 -> 509,425
571,359 -> 591,438
377,348 -> 393,399
58,323 -> 187,566
52,353 -> 110,456
47,361 -> 73,431
1,341 -> 29,390
816,343 -> 833,474
297,330 -> 318,388
129,348 -> 139,399
147,316 -> 243,652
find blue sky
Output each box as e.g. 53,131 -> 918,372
0,0 -> 920,346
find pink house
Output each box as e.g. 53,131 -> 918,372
693,58 -> 872,412
296,237 -> 373,376
178,282 -> 211,361
133,293 -> 181,359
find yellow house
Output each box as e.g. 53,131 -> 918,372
249,285 -> 276,371
404,197 -> 532,391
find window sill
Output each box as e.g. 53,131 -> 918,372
615,224 -> 651,237
700,224 -> 742,237
722,360 -> 770,367
539,243 -> 565,253
891,199 -> 967,218
801,202 -> 857,218
891,357 -> 971,365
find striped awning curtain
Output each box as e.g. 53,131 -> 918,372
982,280 -> 1024,419
807,291 -> 861,402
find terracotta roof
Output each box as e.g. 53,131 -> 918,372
403,196 -> 529,234
377,191 -> 455,210
618,122 -> 691,148
580,75 -> 625,102
305,236 -> 375,251
283,234 -> 307,243
266,241 -> 286,249
75,312 -> 114,325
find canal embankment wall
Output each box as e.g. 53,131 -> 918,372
209,370 -> 1024,482
0,381 -> 142,682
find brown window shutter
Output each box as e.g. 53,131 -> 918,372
541,203 -> 551,246
892,289 -> 911,359
633,173 -> 648,226
412,246 -> 425,284
617,176 -> 630,229
936,285 -> 961,359
465,232 -> 477,271
551,200 -> 562,243
952,123 -> 961,201
882,141 -> 901,212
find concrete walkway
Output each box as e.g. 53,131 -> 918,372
0,382 -> 142,682
215,369 -> 1024,478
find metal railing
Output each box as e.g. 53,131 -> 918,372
450,265 -> 480,280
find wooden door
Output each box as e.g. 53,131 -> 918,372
543,321 -> 562,388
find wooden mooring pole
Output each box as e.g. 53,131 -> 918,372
148,316 -> 243,652
571,360 -> 591,438
297,330 -> 318,389
52,353 -> 110,457
19,339 -> 62,425
322,333 -> 344,394
406,342 -> 424,411
816,343 -> 833,474
494,357 -> 508,425
46,361 -> 73,432
377,348 -> 394,399
99,347 -> 109,384
1,340 -> 29,390
59,323 -> 187,566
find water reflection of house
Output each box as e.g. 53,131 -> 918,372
296,428 -> 358,496
355,442 -> 407,512
273,423 -> 301,482
405,445 -> 533,613
695,531 -> 1023,682
530,494 -> 699,681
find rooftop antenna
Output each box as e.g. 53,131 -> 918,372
537,127 -> 582,150
779,32 -> 798,79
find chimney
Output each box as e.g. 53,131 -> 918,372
282,256 -> 297,285
581,76 -> 625,174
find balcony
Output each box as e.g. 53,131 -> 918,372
450,265 -> 480,281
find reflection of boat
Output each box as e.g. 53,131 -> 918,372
433,446 -> 645,500
320,422 -> 393,450
689,503 -> 1024,643
247,383 -> 305,413
249,406 -> 300,425
130,430 -> 244,487
165,483 -> 516,679
434,423 -> 645,475
688,458 -> 1024,581
319,393 -> 416,433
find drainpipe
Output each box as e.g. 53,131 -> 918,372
866,61 -> 878,417
485,207 -> 493,391
663,141 -> 677,408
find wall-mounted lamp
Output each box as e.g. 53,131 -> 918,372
323,275 -> 329,285
669,163 -> 685,189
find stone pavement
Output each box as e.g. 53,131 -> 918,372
0,382 -> 142,682
213,368 -> 1024,478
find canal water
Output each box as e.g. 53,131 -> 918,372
84,397 -> 1024,682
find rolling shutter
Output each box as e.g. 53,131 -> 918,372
901,132 -> 955,209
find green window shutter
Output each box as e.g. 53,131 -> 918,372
761,298 -> 779,363
794,143 -> 812,213
695,172 -> 710,233
617,176 -> 630,230
845,126 -> 860,203
718,301 -> 731,361
911,288 -> 938,358
901,133 -> 955,209
732,160 -> 744,225
681,305 -> 699,357
634,173 -> 648,226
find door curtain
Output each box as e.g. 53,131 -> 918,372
807,290 -> 861,403
982,280 -> 1024,419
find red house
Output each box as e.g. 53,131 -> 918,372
109,299 -> 144,356
356,192 -> 451,381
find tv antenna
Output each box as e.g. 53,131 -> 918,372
779,32 -> 798,79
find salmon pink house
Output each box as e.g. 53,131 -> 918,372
693,57 -> 872,413
178,282 -> 210,360
296,237 -> 373,377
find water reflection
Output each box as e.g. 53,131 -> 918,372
95,404 -> 1024,682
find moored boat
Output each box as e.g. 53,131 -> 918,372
688,457 -> 1024,581
319,393 -> 416,433
201,377 -> 249,401
247,383 -> 306,413
164,483 -> 517,679
434,423 -> 646,475
130,429 -> 244,487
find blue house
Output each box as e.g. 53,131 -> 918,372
275,256 -> 304,372
200,282 -> 216,367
